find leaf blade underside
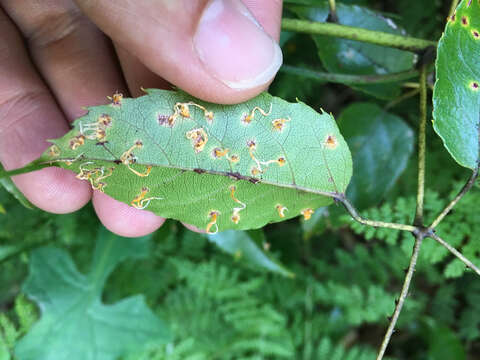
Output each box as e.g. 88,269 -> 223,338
40,89 -> 352,233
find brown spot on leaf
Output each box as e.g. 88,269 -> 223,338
324,134 -> 338,149
462,16 -> 469,26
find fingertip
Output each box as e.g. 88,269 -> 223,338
181,222 -> 207,234
12,167 -> 92,214
92,191 -> 165,238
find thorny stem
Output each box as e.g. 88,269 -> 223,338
430,167 -> 479,228
414,66 -> 428,226
280,65 -> 420,85
335,194 -> 417,232
281,19 -> 436,52
376,232 -> 424,360
429,232 -> 480,277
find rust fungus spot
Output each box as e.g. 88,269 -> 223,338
206,211 -> 220,234
131,187 -> 162,209
69,134 -> 85,150
186,128 -> 208,153
246,140 -> 256,149
462,16 -> 469,26
98,114 -> 112,127
212,147 -> 229,158
276,205 -> 288,218
324,134 -> 338,149
110,92 -> 123,106
472,30 -> 480,39
301,208 -> 315,221
229,154 -> 240,163
272,117 -> 291,131
230,185 -> 246,224
243,104 -> 272,124
251,167 -> 261,176
277,157 -> 286,166
158,114 -> 172,127
471,81 -> 479,91
47,145 -> 60,157
449,13 -> 456,22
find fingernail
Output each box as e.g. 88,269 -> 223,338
194,0 -> 282,90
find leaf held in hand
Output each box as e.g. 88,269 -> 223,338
32,90 -> 352,233
433,0 -> 480,170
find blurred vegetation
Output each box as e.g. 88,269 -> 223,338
1,0 -> 479,359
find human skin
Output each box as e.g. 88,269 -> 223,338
0,0 -> 283,237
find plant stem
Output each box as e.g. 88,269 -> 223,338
281,19 -> 436,52
429,232 -> 480,277
385,89 -> 420,110
335,194 -> 418,232
0,161 -> 50,179
376,233 -> 424,360
280,65 -> 419,85
414,65 -> 428,226
328,0 -> 338,22
430,168 -> 479,228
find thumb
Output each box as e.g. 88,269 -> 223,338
74,0 -> 283,104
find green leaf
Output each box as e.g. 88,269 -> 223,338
0,340 -> 9,360
423,319 -> 466,360
0,164 -> 34,210
27,89 -> 352,233
338,103 -> 414,209
208,230 -> 294,277
433,0 -> 480,170
289,3 -> 415,99
15,227 -> 171,360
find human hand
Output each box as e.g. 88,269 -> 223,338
0,0 -> 283,237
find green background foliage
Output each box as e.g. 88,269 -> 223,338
1,0 -> 479,359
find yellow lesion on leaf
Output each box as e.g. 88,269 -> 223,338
120,141 -> 153,177
131,187 -> 162,209
167,102 -> 214,126
276,204 -> 288,218
186,128 -> 208,153
75,162 -> 114,192
247,140 -> 286,175
228,154 -> 240,163
229,185 -> 246,224
108,92 -> 123,106
47,145 -> 60,157
79,113 -> 112,142
212,147 -> 229,158
206,210 -> 220,234
324,134 -> 338,149
272,117 -> 291,132
243,103 -> 272,124
301,208 -> 315,221
69,134 -> 86,150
